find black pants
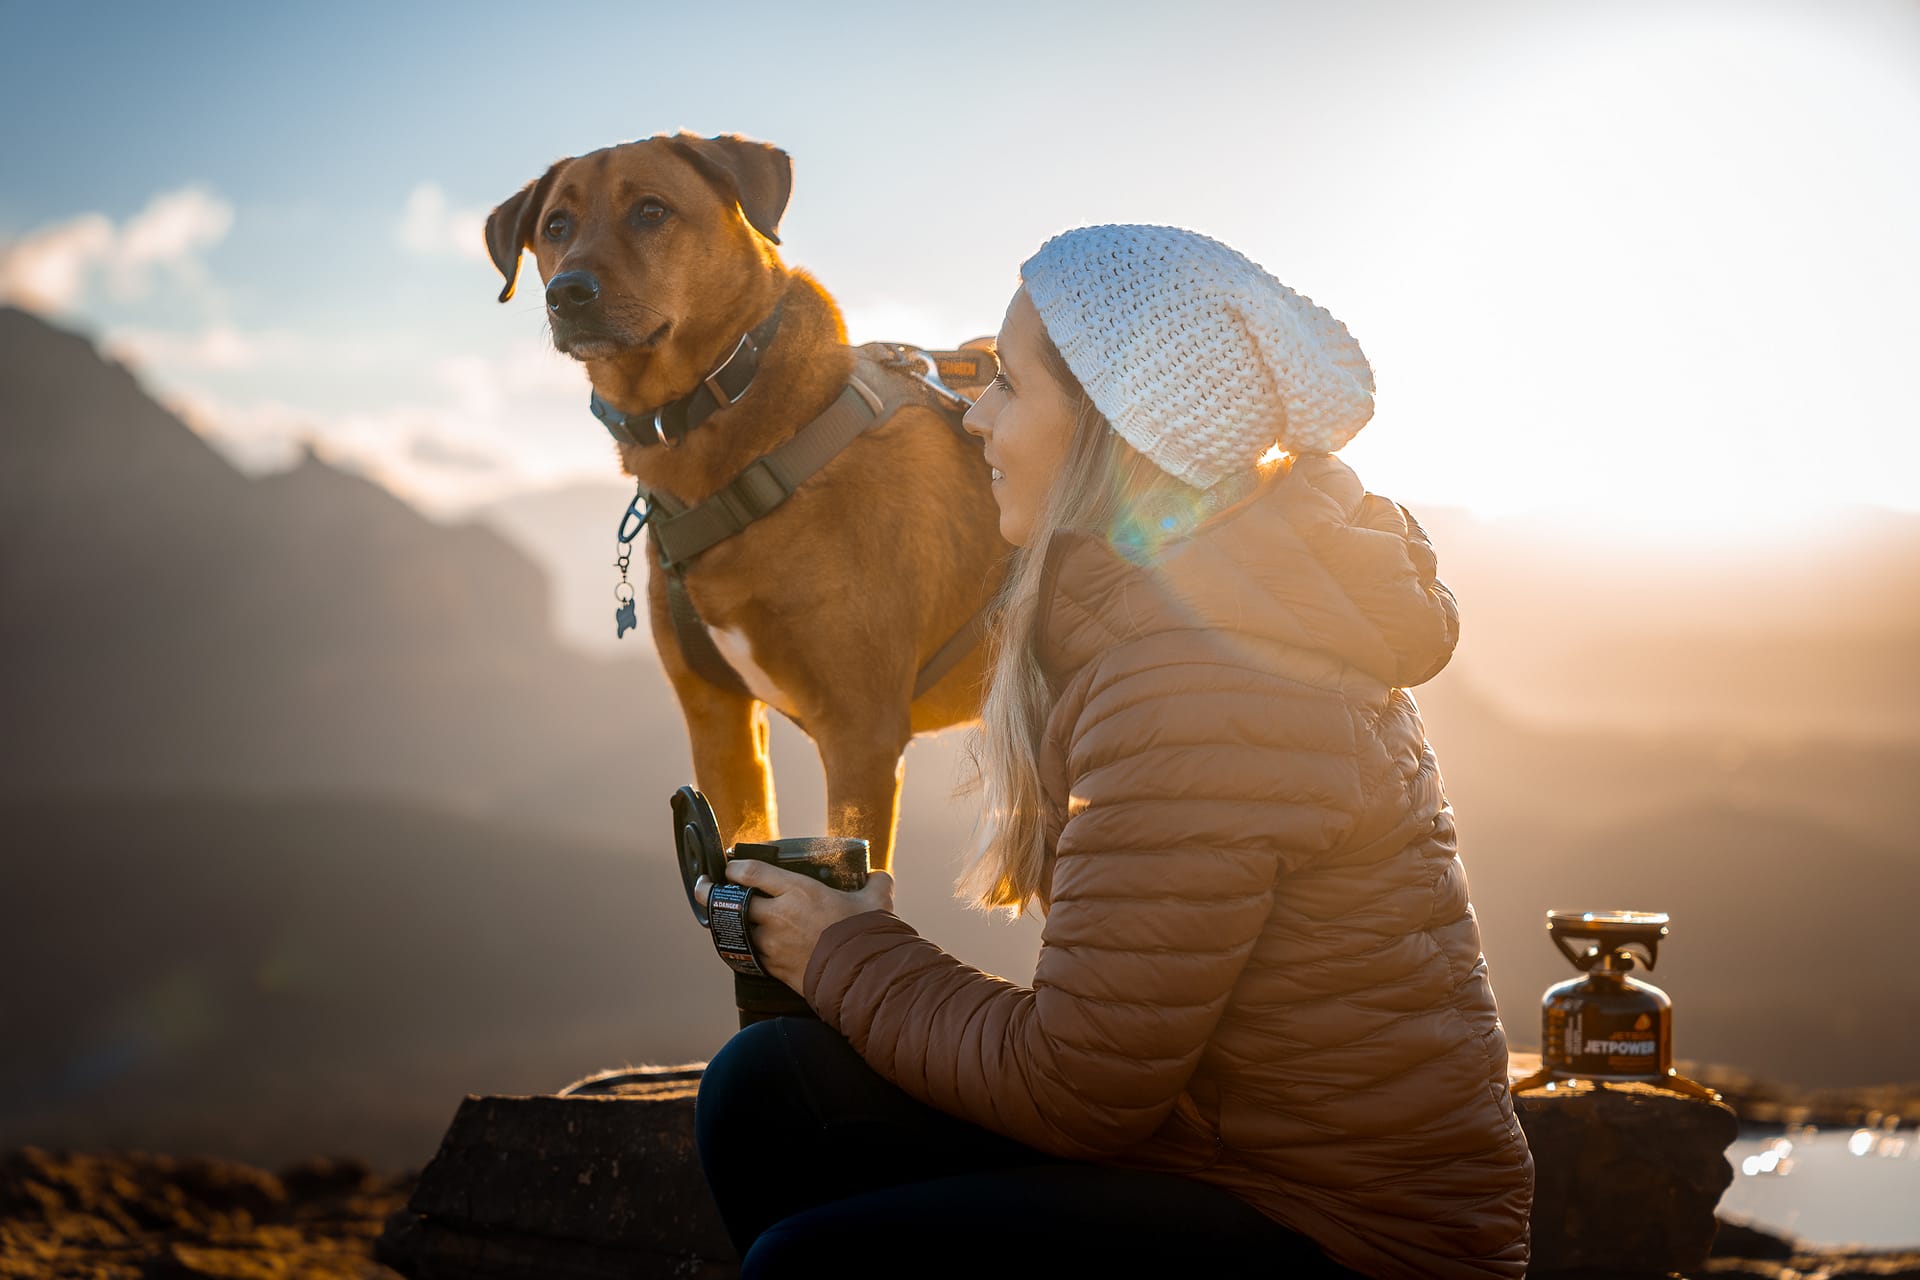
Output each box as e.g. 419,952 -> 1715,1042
694,1015 -> 1364,1278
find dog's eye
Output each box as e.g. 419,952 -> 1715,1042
543,211 -> 572,242
631,200 -> 670,226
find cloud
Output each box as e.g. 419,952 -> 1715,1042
107,324 -> 263,371
0,187 -> 233,314
409,433 -> 506,472
104,324 -> 398,376
159,357 -> 609,521
399,182 -> 491,263
166,383 -> 519,510
0,213 -> 114,311
431,344 -> 581,418
108,188 -> 233,299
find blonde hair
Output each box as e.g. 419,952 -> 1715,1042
953,322 -> 1247,916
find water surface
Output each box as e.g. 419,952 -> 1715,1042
1718,1122 -> 1919,1249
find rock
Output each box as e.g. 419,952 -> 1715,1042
1508,1058 -> 1740,1279
1710,1213 -> 1796,1261
379,1209 -> 735,1280
376,1066 -> 736,1280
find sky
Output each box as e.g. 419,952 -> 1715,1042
3,0 -> 1918,539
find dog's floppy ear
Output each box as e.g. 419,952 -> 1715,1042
484,160 -> 567,303
668,133 -> 792,246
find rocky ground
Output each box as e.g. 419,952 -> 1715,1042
0,1147 -> 414,1279
5,1060 -> 1919,1280
1682,1061 -> 1920,1129
7,1143 -> 1917,1280
1707,1215 -> 1920,1279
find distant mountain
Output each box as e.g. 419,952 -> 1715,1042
1413,504 -> 1920,739
1413,674 -> 1920,852
481,479 -> 648,657
0,791 -> 733,1174
0,786 -> 1048,1174
0,306 -> 670,845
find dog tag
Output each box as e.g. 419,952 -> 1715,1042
615,598 -> 638,638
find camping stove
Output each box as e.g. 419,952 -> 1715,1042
1510,910 -> 1719,1101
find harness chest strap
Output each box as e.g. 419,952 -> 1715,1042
646,370 -> 888,571
646,359 -> 993,703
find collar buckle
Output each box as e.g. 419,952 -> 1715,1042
703,330 -> 755,407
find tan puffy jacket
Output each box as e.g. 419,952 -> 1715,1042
803,453 -> 1532,1280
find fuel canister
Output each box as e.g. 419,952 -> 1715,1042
1513,909 -> 1719,1101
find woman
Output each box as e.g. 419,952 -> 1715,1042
692,224 -> 1533,1279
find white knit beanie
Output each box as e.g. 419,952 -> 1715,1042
1019,224 -> 1376,490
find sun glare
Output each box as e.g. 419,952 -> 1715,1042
1304,8 -> 1920,536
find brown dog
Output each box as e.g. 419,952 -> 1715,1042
485,132 -> 1010,873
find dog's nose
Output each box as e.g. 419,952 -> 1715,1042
546,270 -> 601,315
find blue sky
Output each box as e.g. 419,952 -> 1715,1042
5,0 -> 1918,535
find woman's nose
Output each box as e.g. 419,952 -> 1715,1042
962,400 -> 988,438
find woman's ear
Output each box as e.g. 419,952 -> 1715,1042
484,159 -> 568,303
667,132 -> 793,246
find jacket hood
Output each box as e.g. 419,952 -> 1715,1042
1033,452 -> 1459,692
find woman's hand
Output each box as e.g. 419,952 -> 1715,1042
691,861 -> 896,992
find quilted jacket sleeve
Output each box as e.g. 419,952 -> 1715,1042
802,650 -> 1365,1160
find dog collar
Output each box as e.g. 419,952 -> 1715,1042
589,303 -> 785,449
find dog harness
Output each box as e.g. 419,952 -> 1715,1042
601,318 -> 998,707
